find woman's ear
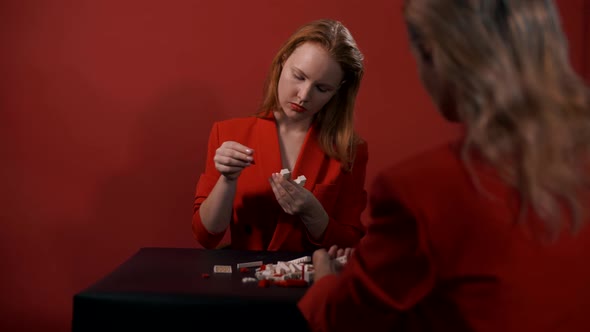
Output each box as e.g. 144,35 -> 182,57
407,23 -> 433,65
416,41 -> 433,65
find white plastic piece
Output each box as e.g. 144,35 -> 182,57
287,256 -> 312,265
236,260 -> 263,269
303,264 -> 315,283
336,255 -> 348,265
283,272 -> 302,280
294,175 -> 307,186
277,261 -> 290,274
213,265 -> 232,273
280,168 -> 291,179
255,269 -> 273,280
242,277 -> 257,283
253,261 -> 314,283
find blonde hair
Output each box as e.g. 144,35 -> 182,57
258,19 -> 365,171
404,0 -> 590,234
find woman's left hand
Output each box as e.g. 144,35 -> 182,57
313,245 -> 354,282
268,172 -> 329,239
268,172 -> 316,215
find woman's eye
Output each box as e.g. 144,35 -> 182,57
294,75 -> 304,81
316,86 -> 328,93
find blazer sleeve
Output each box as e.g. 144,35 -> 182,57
191,122 -> 227,249
297,172 -> 436,332
309,141 -> 369,248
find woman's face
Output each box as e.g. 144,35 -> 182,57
408,23 -> 459,122
277,42 -> 343,124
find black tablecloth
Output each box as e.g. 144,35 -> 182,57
72,247 -> 313,331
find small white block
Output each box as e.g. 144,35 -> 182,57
294,175 -> 307,186
336,255 -> 348,265
277,261 -> 290,274
283,272 -> 302,280
280,168 -> 291,179
303,264 -> 315,283
287,256 -> 312,264
237,260 -> 263,269
242,277 -> 258,283
213,265 -> 232,273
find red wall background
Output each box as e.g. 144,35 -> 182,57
1,1 -> 588,331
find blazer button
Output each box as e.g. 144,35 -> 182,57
244,224 -> 252,235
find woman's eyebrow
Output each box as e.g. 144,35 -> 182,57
293,66 -> 337,89
292,66 -> 308,79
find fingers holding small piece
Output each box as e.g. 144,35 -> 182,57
327,245 -> 339,257
213,142 -> 255,180
213,154 -> 251,168
269,176 -> 294,214
269,174 -> 290,199
221,141 -> 254,156
344,247 -> 353,259
216,142 -> 254,165
216,164 -> 248,174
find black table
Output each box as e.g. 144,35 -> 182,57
72,247 -> 312,331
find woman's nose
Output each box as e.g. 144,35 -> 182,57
297,83 -> 312,103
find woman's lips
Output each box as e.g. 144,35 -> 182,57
289,103 -> 307,113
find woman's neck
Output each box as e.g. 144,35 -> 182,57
273,110 -> 312,134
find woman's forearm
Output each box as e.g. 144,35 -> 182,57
300,202 -> 329,240
198,175 -> 238,234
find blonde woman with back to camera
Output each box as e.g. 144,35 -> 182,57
298,1 -> 590,331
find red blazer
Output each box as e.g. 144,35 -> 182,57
299,141 -> 590,332
192,115 -> 367,251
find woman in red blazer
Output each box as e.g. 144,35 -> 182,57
299,1 -> 590,331
192,19 -> 367,251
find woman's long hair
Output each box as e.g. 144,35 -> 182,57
405,0 -> 590,235
258,19 -> 365,171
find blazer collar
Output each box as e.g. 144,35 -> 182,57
255,112 -> 324,192
254,114 -> 282,183
291,123 -> 324,192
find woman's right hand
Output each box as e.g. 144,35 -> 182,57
213,141 -> 254,181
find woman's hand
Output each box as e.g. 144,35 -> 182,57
268,173 -> 330,241
268,172 -> 316,215
268,172 -> 330,239
214,141 -> 254,181
312,245 -> 354,282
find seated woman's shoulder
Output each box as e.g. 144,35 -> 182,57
381,140 -> 462,181
212,116 -> 263,134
